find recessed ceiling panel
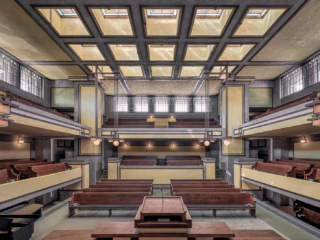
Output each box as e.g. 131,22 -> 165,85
253,0 -> 320,61
180,66 -> 204,77
101,80 -> 127,95
234,8 -> 287,37
0,0 -> 71,61
148,44 -> 175,61
142,8 -> 182,37
184,44 -> 215,61
127,80 -> 198,95
197,80 -> 222,95
218,44 -> 255,61
119,66 -> 144,77
36,8 -> 90,36
190,8 -> 234,37
151,66 -> 173,77
108,44 -> 139,61
29,65 -> 85,80
68,44 -> 105,61
237,65 -> 293,80
90,8 -> 134,36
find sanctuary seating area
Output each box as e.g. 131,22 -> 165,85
252,159 -> 320,181
166,155 -> 203,166
168,118 -> 221,128
0,160 -> 72,183
6,91 -> 71,120
121,155 -> 157,166
252,92 -> 317,120
68,179 -> 153,217
294,200 -> 320,228
171,179 -> 256,217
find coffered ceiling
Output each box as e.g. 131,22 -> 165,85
0,0 -> 319,96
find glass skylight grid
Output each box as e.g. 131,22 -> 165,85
56,9 -> 78,17
146,9 -> 178,18
195,9 -> 223,18
101,9 -> 128,17
246,9 -> 268,18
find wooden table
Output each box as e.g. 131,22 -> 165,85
91,221 -> 235,239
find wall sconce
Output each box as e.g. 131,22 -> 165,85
17,136 -> 24,144
91,137 -> 103,146
223,138 -> 232,146
300,136 -> 307,144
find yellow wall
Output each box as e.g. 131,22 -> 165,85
121,168 -> 204,184
242,168 -> 320,200
205,162 -> 216,179
234,164 -> 259,190
0,141 -> 30,160
108,162 -> 119,179
118,146 -> 205,159
0,168 -> 81,202
294,141 -> 320,159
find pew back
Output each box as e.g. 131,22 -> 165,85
29,163 -> 71,177
252,162 -> 296,177
0,169 -> 19,184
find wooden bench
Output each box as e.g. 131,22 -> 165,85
0,159 -> 45,170
252,162 -> 296,177
171,182 -> 229,187
121,159 -> 157,166
172,188 -> 241,194
68,192 -> 149,217
171,179 -> 222,183
0,204 -> 42,240
122,155 -> 157,160
296,207 -> 320,227
167,160 -> 203,166
11,162 -> 51,178
83,188 -> 152,194
230,230 -> 285,240
173,192 -> 256,217
282,158 -> 320,169
270,161 -> 312,176
305,168 -> 320,181
0,169 -> 19,184
99,179 -> 153,183
92,183 -> 153,188
28,163 -> 71,178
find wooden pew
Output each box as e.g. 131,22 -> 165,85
231,230 -> 285,240
305,168 -> 320,181
11,162 -> 52,178
121,159 -> 157,166
173,192 -> 256,217
99,179 -> 153,183
28,163 -> 71,178
281,158 -> 320,169
167,160 -> 203,166
171,179 -> 222,183
83,188 -> 152,194
172,188 -> 241,194
269,161 -> 312,176
0,169 -> 19,184
296,207 -> 320,227
0,159 -> 46,170
253,92 -> 317,120
92,183 -> 152,188
68,192 -> 149,217
171,182 -> 229,188
252,162 -> 296,177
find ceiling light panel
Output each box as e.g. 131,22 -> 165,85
151,66 -> 173,77
148,45 -> 176,61
180,66 -> 205,77
184,44 -> 216,61
119,66 -> 144,77
234,8 -> 287,37
36,8 -> 90,36
142,8 -> 182,36
90,7 -> 134,36
108,44 -> 139,61
190,7 -> 234,37
68,44 -> 105,61
218,44 -> 255,61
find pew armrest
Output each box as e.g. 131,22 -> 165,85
305,168 -> 317,180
